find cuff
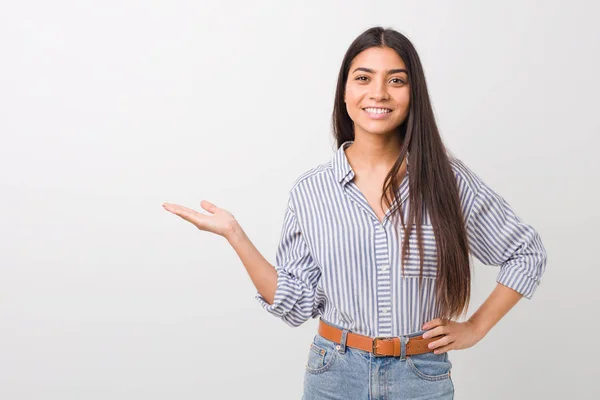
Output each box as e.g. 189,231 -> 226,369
496,266 -> 541,300
254,269 -> 300,318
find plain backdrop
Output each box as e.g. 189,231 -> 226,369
1,0 -> 598,399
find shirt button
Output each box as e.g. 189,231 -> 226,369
380,265 -> 389,271
380,307 -> 390,314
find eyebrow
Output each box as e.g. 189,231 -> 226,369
351,67 -> 408,75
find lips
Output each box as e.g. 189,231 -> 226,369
362,107 -> 393,120
362,107 -> 392,114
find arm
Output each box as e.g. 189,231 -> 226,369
466,177 -> 548,300
467,282 -> 523,337
227,197 -> 321,327
226,223 -> 279,304
465,176 -> 548,335
164,199 -> 279,303
422,175 -> 548,352
423,283 -> 524,352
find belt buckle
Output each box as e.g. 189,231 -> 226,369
372,336 -> 393,357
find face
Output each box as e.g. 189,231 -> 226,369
344,46 -> 411,137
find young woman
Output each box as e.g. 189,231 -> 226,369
162,27 -> 547,399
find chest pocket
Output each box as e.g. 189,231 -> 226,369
398,223 -> 439,279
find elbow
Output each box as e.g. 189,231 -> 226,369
497,248 -> 547,300
278,291 -> 319,327
256,285 -> 318,327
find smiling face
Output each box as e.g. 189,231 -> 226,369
344,46 -> 411,138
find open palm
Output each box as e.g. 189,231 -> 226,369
162,200 -> 237,238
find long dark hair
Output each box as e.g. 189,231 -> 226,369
332,27 -> 471,321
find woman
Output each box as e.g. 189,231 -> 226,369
162,27 -> 547,399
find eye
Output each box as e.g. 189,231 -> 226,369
390,77 -> 406,84
355,75 -> 369,81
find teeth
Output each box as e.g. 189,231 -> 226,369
364,108 -> 391,114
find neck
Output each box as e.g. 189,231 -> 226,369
345,134 -> 404,175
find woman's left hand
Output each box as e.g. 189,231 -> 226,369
420,318 -> 485,354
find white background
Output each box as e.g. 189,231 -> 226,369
1,0 -> 598,399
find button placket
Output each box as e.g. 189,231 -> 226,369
374,222 -> 393,336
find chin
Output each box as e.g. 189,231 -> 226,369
357,122 -> 401,136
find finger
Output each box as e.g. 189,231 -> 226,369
164,203 -> 197,216
428,335 -> 452,351
162,203 -> 181,214
164,204 -> 202,223
422,318 -> 443,329
200,200 -> 218,214
175,204 -> 200,215
163,203 -> 176,214
432,343 -> 453,355
163,203 -> 189,213
422,326 -> 446,339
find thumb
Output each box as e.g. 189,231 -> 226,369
200,200 -> 218,214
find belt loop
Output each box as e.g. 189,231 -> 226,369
400,336 -> 409,361
337,329 -> 349,354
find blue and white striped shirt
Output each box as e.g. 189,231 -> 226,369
256,140 -> 547,336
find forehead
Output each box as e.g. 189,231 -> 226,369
349,47 -> 407,71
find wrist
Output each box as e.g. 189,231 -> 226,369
224,220 -> 244,243
467,317 -> 490,339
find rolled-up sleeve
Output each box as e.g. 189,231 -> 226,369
466,179 -> 547,299
255,198 -> 321,326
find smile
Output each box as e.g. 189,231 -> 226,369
363,107 -> 392,114
362,107 -> 393,120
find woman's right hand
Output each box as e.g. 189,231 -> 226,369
162,200 -> 238,239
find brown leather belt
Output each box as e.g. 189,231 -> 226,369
318,319 -> 440,357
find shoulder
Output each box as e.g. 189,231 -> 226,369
282,159 -> 334,210
447,153 -> 486,196
288,160 -> 332,193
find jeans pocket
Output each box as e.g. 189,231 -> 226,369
305,335 -> 338,374
406,351 -> 452,382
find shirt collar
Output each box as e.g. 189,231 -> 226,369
333,140 -> 410,185
333,140 -> 355,184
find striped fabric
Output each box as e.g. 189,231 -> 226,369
255,140 -> 547,336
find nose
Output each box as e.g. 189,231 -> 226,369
369,81 -> 390,101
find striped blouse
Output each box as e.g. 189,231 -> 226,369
255,140 -> 547,337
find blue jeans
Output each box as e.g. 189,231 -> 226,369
302,323 -> 454,399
